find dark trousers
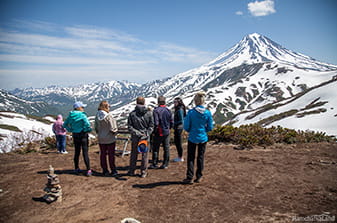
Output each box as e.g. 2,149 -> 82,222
56,134 -> 66,152
186,141 -> 206,180
73,132 -> 90,170
129,136 -> 149,174
174,128 -> 183,158
99,143 -> 116,173
152,135 -> 170,166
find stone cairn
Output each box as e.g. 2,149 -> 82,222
42,165 -> 62,203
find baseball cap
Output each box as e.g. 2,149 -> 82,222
73,101 -> 87,109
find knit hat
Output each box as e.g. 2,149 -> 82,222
73,101 -> 87,109
137,140 -> 148,153
194,92 -> 206,106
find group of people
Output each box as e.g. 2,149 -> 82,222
52,92 -> 213,183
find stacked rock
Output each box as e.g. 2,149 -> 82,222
42,165 -> 62,203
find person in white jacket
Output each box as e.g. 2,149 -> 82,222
95,101 -> 119,176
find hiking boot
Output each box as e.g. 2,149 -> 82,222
103,170 -> 110,177
194,178 -> 201,183
160,165 -> 168,169
86,169 -> 92,177
182,178 -> 193,185
111,170 -> 118,177
149,164 -> 159,169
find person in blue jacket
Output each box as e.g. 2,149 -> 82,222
63,101 -> 93,176
182,92 -> 213,184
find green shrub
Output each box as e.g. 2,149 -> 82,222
209,124 -> 336,148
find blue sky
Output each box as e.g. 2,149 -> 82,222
0,0 -> 336,90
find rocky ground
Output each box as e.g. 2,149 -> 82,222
0,142 -> 336,223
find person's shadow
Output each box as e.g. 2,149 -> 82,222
37,168 -> 129,181
132,181 -> 186,189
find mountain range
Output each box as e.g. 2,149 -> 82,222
1,33 -> 337,136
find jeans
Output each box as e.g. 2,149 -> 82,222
186,141 -> 206,180
174,128 -> 183,158
56,134 -> 66,153
152,135 -> 170,167
73,132 -> 90,170
99,143 -> 116,173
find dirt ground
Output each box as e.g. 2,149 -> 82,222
0,141 -> 336,223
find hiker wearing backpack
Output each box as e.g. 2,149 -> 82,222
127,96 -> 154,178
182,92 -> 213,184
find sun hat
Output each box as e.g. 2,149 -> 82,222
137,140 -> 148,153
73,101 -> 87,109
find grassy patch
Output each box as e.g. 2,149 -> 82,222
26,114 -> 53,125
0,124 -> 22,132
209,124 -> 336,148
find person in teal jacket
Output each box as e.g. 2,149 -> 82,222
63,101 -> 93,176
183,92 -> 213,184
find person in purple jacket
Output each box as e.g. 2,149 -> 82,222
52,114 -> 68,154
150,96 -> 173,169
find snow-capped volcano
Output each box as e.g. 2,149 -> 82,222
5,33 -> 337,135
207,33 -> 337,71
109,33 -> 337,134
132,33 -> 337,101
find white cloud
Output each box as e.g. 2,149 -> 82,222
0,20 -> 215,89
236,11 -> 243,16
65,25 -> 141,43
248,0 -> 276,17
0,54 -> 152,65
9,19 -> 59,32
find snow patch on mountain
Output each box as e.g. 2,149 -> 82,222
0,112 -> 54,153
229,79 -> 337,136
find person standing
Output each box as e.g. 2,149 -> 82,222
172,97 -> 186,162
52,114 -> 68,154
127,97 -> 154,178
151,96 -> 173,169
63,101 -> 93,176
95,101 -> 119,177
183,92 -> 213,184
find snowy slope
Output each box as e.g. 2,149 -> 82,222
110,34 -> 337,130
10,80 -> 141,115
0,112 -> 54,153
229,79 -> 337,135
0,89 -> 57,116
207,33 -> 337,71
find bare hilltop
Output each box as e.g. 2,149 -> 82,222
0,142 -> 336,223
